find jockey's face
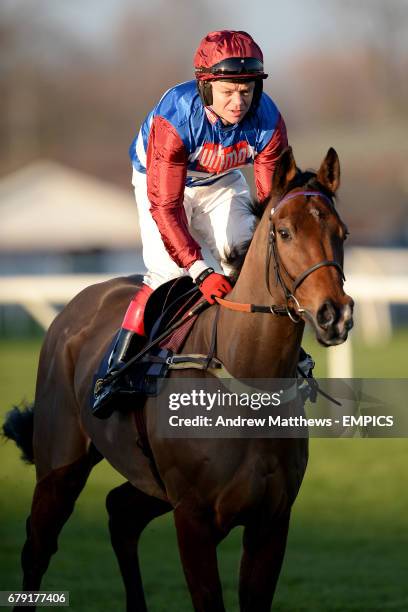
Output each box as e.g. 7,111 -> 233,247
211,80 -> 255,125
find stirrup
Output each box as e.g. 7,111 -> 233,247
92,366 -> 136,418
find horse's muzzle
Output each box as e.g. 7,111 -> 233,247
315,296 -> 354,346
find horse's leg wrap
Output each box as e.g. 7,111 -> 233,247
106,482 -> 171,612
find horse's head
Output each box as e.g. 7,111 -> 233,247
266,146 -> 354,346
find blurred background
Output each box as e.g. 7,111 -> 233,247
0,0 -> 407,376
1,1 -> 407,610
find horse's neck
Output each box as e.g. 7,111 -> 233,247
216,222 -> 304,378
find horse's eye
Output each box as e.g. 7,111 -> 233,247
278,229 -> 291,241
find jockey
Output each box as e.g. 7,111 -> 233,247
93,30 -> 288,414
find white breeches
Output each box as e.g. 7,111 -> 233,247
132,169 -> 257,290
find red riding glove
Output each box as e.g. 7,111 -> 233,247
196,268 -> 233,305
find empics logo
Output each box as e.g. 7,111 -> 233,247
196,141 -> 251,173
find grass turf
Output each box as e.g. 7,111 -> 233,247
1,337 -> 407,611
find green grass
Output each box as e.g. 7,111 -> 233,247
1,337 -> 408,611
302,328 -> 408,378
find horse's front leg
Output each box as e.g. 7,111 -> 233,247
174,503 -> 226,612
239,511 -> 291,612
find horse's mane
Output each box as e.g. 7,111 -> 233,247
224,168 -> 336,281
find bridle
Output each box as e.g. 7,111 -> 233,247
105,190 -> 346,387
103,190 -> 346,411
216,190 -> 346,322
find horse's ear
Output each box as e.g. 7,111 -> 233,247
272,146 -> 297,195
317,148 -> 340,194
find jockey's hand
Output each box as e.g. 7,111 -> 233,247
197,269 -> 233,304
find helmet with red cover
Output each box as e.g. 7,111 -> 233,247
194,30 -> 267,108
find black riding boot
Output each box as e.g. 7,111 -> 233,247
92,328 -> 140,419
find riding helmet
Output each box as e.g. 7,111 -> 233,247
194,30 -> 268,108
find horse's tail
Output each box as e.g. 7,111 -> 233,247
2,404 -> 34,464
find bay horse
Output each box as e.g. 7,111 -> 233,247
4,146 -> 353,611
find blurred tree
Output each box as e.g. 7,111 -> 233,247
277,0 -> 408,127
0,0 -> 213,185
0,2 -> 101,175
333,0 -> 408,115
0,0 -> 406,186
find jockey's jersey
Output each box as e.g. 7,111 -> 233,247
129,79 -> 288,270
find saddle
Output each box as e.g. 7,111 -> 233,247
91,276 -> 321,409
91,277 -> 212,409
144,276 -> 200,339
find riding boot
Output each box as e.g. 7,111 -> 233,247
106,327 -> 138,372
92,284 -> 153,419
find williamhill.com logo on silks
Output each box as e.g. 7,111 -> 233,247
196,141 -> 252,173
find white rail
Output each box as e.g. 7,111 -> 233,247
322,274 -> 408,377
1,274 -> 407,377
0,275 -> 112,330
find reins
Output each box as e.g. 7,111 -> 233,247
102,192 -> 346,385
215,190 -> 345,322
213,297 -> 289,315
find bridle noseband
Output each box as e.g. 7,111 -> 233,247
216,190 -> 346,322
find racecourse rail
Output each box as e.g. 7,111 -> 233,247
1,274 -> 408,378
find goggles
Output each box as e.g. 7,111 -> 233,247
195,57 -> 267,79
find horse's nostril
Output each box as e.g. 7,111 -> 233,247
317,300 -> 336,329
